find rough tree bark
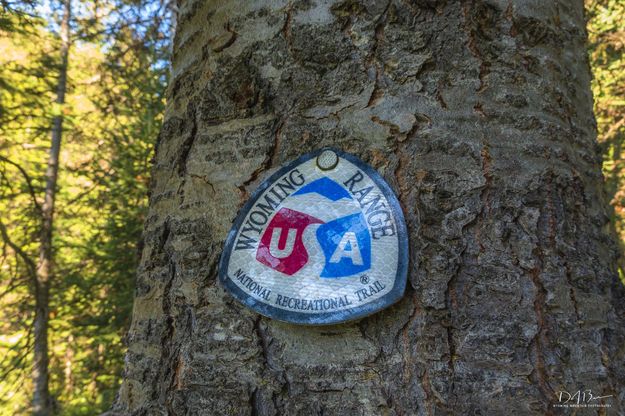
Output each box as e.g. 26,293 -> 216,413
111,0 -> 625,414
33,0 -> 71,414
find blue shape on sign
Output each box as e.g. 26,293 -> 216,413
292,177 -> 352,201
316,212 -> 371,278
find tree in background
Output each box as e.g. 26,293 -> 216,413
33,1 -> 71,413
0,1 -> 170,413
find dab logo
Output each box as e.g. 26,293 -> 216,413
255,178 -> 372,278
219,148 -> 408,325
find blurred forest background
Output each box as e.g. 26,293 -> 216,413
0,0 -> 622,414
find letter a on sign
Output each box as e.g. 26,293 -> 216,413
330,232 -> 363,265
219,148 -> 409,325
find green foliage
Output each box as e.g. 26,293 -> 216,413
587,0 -> 625,278
0,2 -> 169,414
0,12 -> 53,413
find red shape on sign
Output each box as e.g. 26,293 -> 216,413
256,208 -> 323,275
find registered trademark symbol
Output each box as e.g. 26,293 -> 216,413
360,274 -> 370,284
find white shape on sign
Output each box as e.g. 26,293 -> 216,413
329,232 -> 363,265
269,228 -> 297,258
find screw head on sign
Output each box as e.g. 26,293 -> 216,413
316,149 -> 339,171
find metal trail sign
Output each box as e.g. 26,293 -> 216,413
219,148 -> 408,325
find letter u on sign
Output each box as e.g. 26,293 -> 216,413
256,208 -> 323,276
268,228 -> 297,258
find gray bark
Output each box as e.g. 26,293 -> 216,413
112,0 -> 625,415
33,0 -> 71,414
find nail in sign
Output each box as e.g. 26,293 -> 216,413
219,148 -> 408,325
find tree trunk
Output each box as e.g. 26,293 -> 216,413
33,0 -> 71,414
112,0 -> 625,414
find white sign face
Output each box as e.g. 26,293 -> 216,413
219,148 -> 408,325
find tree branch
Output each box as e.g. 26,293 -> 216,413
0,219 -> 37,283
0,155 -> 41,213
